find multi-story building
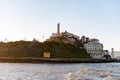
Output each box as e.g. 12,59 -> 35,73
46,23 -> 79,45
84,39 -> 105,59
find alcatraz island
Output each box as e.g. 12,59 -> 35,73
0,23 -> 116,63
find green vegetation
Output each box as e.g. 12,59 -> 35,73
0,41 -> 91,59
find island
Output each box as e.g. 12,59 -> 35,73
0,40 -> 116,63
0,23 -> 116,63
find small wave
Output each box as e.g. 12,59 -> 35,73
64,65 -> 115,80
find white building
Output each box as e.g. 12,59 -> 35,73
84,39 -> 105,59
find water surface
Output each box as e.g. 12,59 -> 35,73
0,63 -> 119,80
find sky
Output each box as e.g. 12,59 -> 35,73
0,0 -> 120,51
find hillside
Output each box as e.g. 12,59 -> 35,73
0,41 -> 91,59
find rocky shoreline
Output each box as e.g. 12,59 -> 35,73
0,57 -> 118,63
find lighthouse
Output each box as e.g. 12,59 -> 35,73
57,22 -> 60,34
111,48 -> 114,59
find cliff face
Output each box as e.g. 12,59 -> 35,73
0,41 -> 91,59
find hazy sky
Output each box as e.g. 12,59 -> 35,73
0,0 -> 120,51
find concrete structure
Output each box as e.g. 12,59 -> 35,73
81,35 -> 90,43
61,31 -> 79,45
84,39 -> 105,59
46,23 -> 79,45
48,23 -> 62,39
81,36 -> 86,43
63,31 -> 79,40
57,23 -> 60,34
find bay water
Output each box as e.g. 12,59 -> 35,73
0,63 -> 119,80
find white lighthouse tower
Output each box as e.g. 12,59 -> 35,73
111,48 -> 114,59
